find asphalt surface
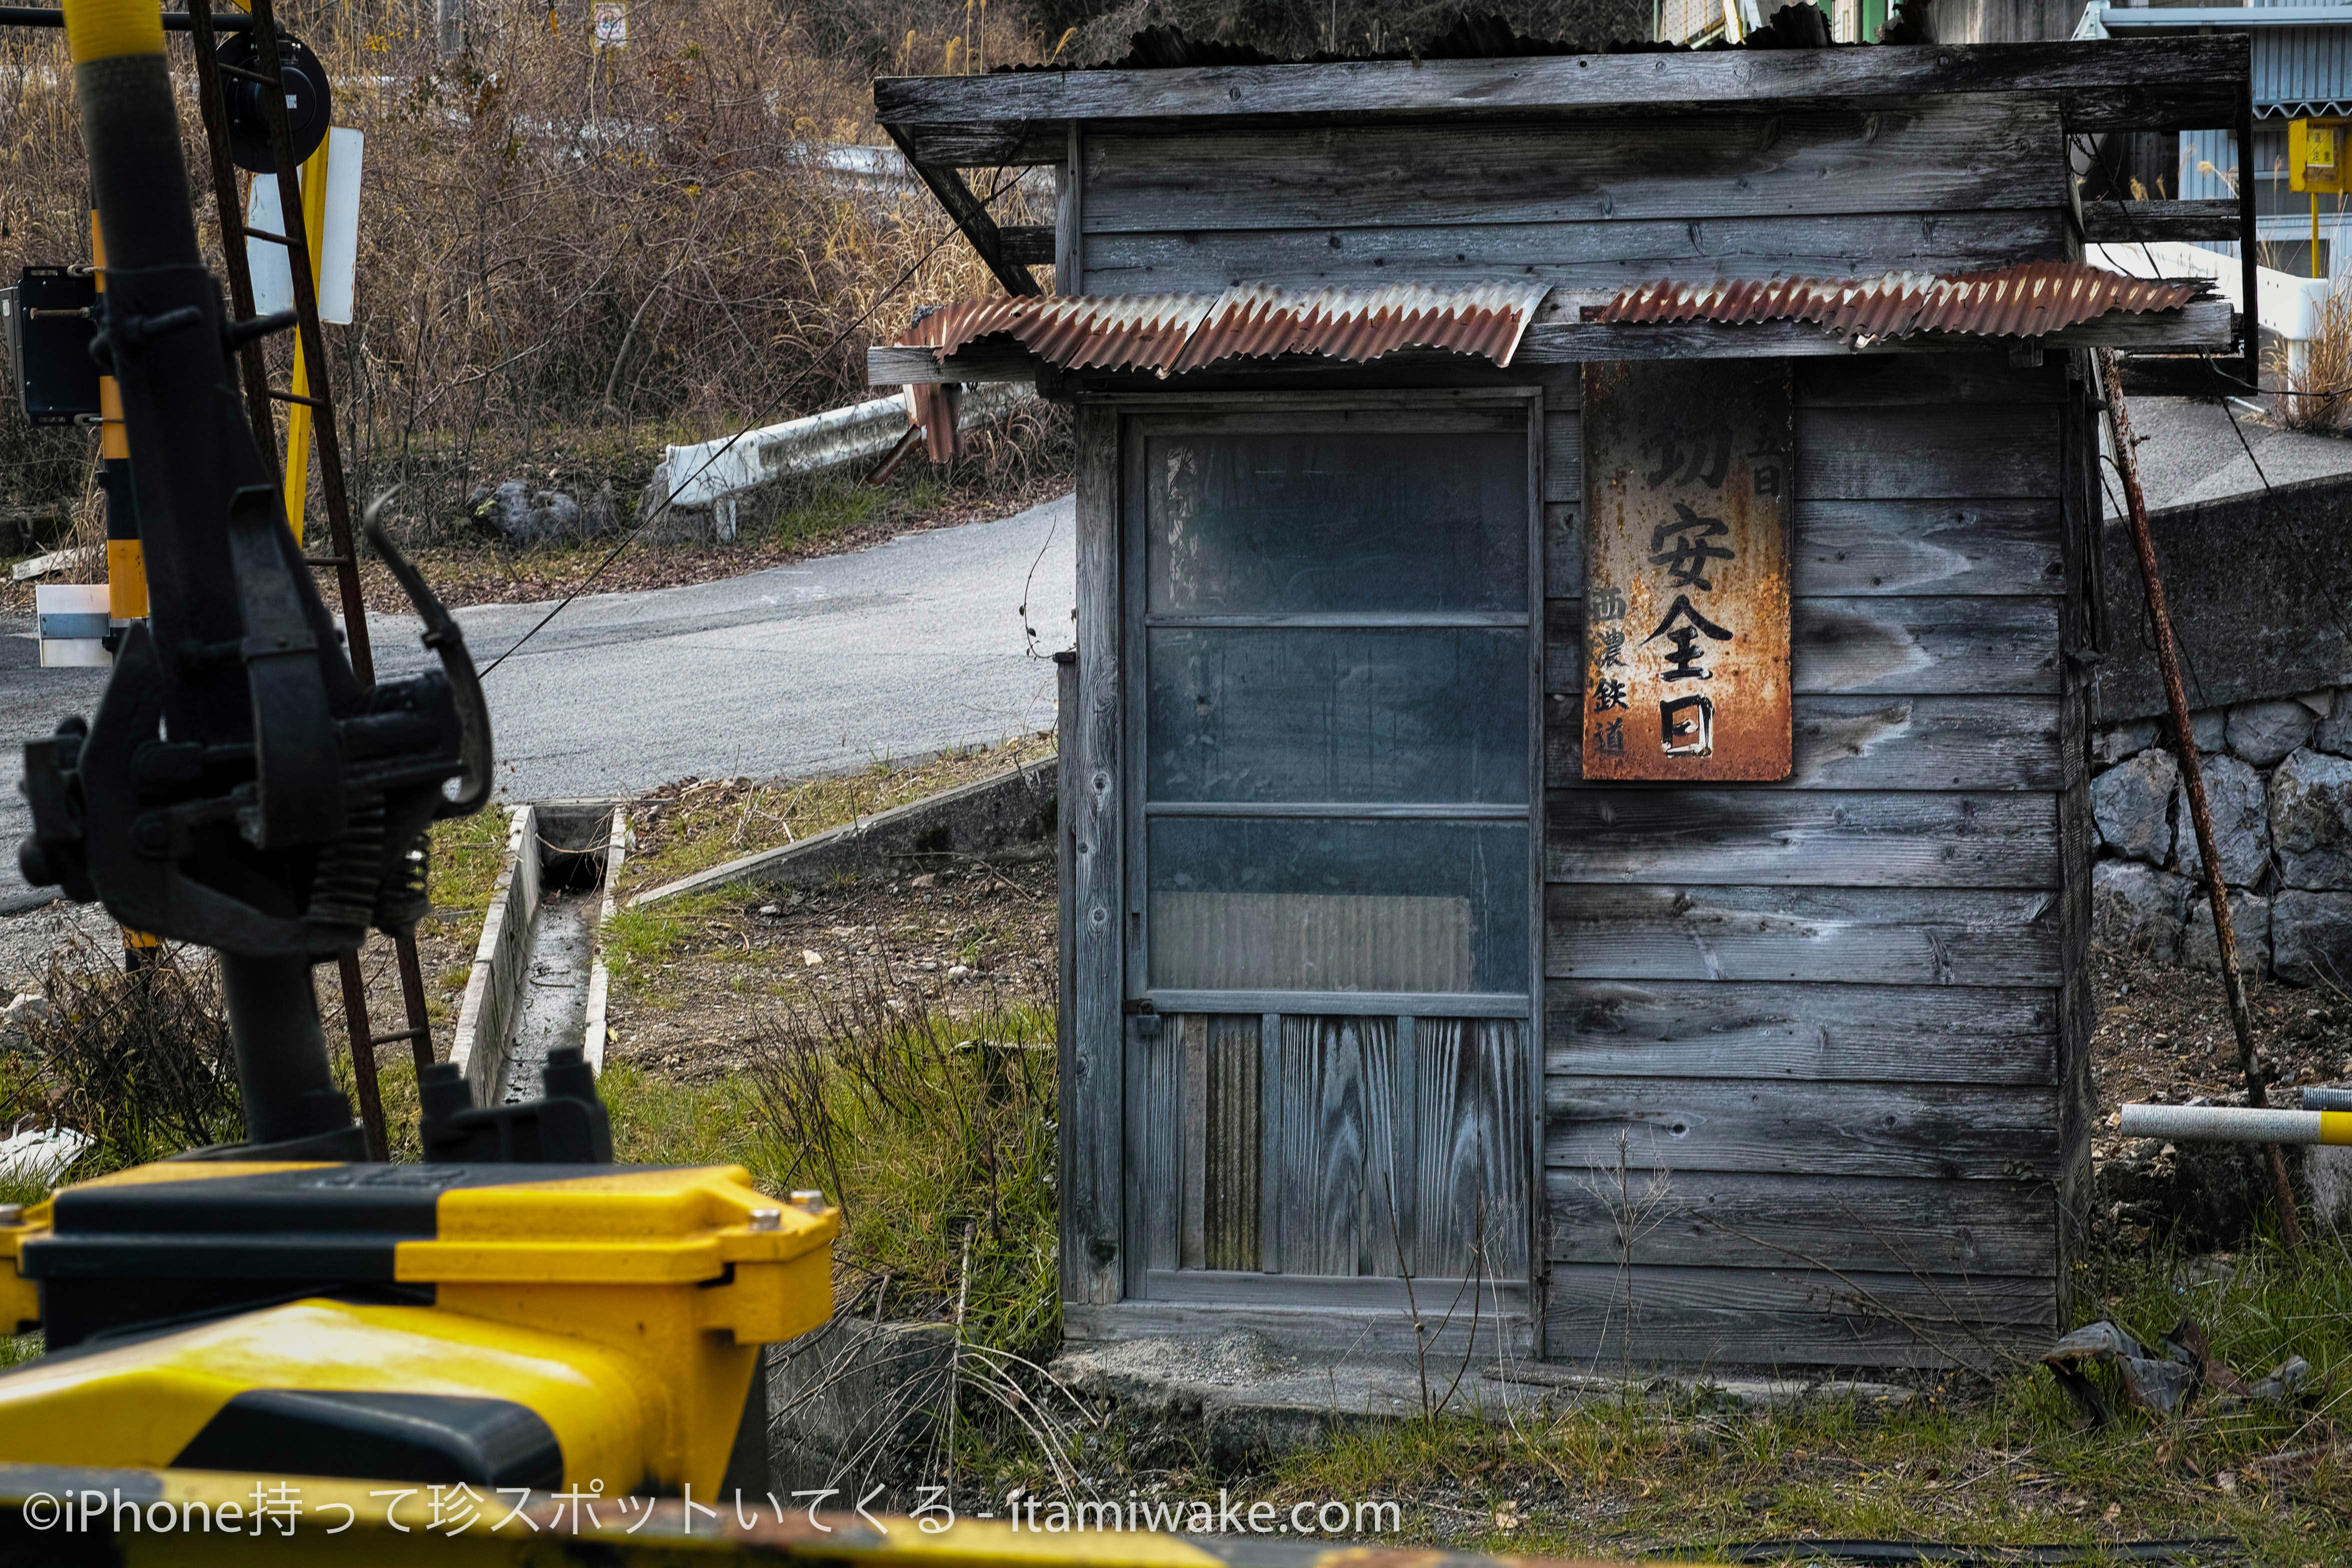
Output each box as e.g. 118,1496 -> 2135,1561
2112,397 -> 2352,513
0,492 -> 1076,915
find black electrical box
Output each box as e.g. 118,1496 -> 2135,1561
4,266 -> 100,427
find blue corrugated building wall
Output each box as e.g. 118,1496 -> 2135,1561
2095,4 -> 2352,280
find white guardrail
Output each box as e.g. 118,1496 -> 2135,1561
646,382 -> 1036,538
2088,240 -> 2336,380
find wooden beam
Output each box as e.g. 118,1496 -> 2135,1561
2079,199 -> 2242,244
880,122 -> 1042,297
2114,354 -> 2236,399
876,38 -> 2248,167
868,340 -> 1040,383
998,224 -> 1055,265
1068,404 -> 1122,1306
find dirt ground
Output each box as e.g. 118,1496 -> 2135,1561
606,859 -> 1057,1084
2088,947 -> 2352,1154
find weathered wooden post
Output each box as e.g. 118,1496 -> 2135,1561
2098,348 -> 2304,1249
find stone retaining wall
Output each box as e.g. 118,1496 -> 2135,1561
2092,690 -> 2352,987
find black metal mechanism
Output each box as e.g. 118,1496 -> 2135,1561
420,1046 -> 614,1164
4,264 -> 100,426
9,0 -> 611,1164
212,28 -> 331,172
193,0 -> 454,1160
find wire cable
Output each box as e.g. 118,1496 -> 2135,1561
470,159 -> 1040,680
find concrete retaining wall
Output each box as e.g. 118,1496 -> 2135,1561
450,805 -> 538,1106
632,756 -> 1056,906
2093,474 -> 2352,726
2089,690 -> 2352,990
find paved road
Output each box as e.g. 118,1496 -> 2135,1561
2115,398 -> 2352,513
0,492 -> 1076,911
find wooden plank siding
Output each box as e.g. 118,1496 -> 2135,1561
1072,96 -> 2070,300
1040,60 -> 2101,1370
876,38 -> 2248,168
1544,352 -> 2079,1369
1134,1012 -> 1536,1290
2053,354 -> 2104,1318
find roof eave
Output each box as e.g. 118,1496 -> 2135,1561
868,301 -> 2236,386
875,37 -> 2250,168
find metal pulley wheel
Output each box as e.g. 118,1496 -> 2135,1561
216,32 -> 334,174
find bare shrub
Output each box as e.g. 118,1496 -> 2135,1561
2277,289 -> 2352,434
2,0 -> 1052,544
4,937 -> 242,1171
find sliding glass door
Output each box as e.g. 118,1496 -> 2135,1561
1122,401 -> 1540,1300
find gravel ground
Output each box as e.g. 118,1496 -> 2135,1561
0,900 -> 120,995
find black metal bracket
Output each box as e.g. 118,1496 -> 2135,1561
418,1048 -> 614,1164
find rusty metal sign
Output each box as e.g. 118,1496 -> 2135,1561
1581,360 -> 1792,782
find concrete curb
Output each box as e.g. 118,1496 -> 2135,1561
581,806 -> 629,1074
449,804 -> 538,1106
629,756 -> 1056,907
449,800 -> 622,1102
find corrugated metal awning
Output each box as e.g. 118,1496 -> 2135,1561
1591,262 -> 2202,340
898,282 -> 1552,376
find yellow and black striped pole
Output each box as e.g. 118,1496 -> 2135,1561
86,204 -> 158,974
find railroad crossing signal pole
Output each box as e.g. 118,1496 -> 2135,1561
87,205 -> 158,972
186,0 -> 442,1158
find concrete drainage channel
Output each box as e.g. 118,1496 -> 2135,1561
452,802 -> 628,1104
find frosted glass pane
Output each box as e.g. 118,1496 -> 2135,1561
1148,627 -> 1528,804
1148,818 -> 1528,994
1147,432 -> 1526,614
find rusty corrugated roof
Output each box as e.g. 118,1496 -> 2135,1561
1592,262 -> 2202,339
900,282 -> 1551,376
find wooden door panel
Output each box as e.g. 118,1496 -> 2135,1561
1146,1012 -> 1529,1289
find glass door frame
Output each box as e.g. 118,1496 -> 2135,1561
1113,388 -> 1547,1309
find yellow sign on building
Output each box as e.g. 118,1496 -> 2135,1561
2290,118 -> 2348,194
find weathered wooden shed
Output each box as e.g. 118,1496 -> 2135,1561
870,28 -> 2250,1368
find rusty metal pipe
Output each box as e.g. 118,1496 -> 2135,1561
2094,348 -> 2302,1250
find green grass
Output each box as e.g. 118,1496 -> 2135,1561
748,472 -> 901,552
428,805 -> 516,922
602,1060 -> 766,1170
931,1220 -> 2350,1560
1184,1231 -> 2351,1560
748,986 -> 1059,1359
602,890 -> 748,996
620,736 -> 1052,898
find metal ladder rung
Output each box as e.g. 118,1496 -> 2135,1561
191,0 -> 436,1166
